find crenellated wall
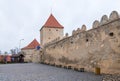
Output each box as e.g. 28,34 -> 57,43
40,11 -> 120,74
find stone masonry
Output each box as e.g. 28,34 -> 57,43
39,11 -> 120,74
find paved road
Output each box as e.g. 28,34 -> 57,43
0,63 -> 103,81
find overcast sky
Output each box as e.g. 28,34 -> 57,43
0,0 -> 120,53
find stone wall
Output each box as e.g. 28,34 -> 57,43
32,50 -> 41,63
22,49 -> 35,62
40,11 -> 120,74
40,27 -> 64,46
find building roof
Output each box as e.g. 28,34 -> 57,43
21,39 -> 40,50
42,14 -> 64,29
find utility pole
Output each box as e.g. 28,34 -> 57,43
19,39 -> 24,52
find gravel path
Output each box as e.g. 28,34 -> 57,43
0,63 -> 103,81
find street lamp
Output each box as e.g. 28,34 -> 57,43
19,39 -> 24,52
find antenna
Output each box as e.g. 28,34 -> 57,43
51,0 -> 54,14
51,7 -> 53,13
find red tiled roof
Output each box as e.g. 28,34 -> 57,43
43,14 -> 64,28
21,39 -> 40,50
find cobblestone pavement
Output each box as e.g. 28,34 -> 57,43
102,74 -> 120,81
0,63 -> 103,81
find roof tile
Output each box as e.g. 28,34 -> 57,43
21,39 -> 40,50
43,14 -> 64,28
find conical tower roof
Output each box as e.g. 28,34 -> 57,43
21,39 -> 40,50
42,14 -> 64,28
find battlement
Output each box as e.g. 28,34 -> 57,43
92,11 -> 120,28
72,11 -> 120,36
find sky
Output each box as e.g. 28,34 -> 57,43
0,0 -> 120,53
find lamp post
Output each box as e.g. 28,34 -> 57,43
19,39 -> 24,52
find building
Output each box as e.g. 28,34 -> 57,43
40,14 -> 64,46
21,39 -> 40,62
0,55 -> 11,63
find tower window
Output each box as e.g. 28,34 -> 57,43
109,32 -> 114,37
56,29 -> 58,31
71,41 -> 73,44
49,29 -> 51,31
86,39 -> 89,42
48,37 -> 51,39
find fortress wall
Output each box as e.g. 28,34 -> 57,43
22,49 -> 35,62
32,50 -> 41,63
41,11 -> 120,74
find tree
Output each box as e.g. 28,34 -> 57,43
4,51 -> 8,54
10,49 -> 15,54
15,47 -> 19,54
10,47 -> 19,54
0,50 -> 1,54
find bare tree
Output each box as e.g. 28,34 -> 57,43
10,49 -> 15,54
10,47 -> 19,54
4,51 -> 8,54
15,47 -> 19,54
0,50 -> 1,54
